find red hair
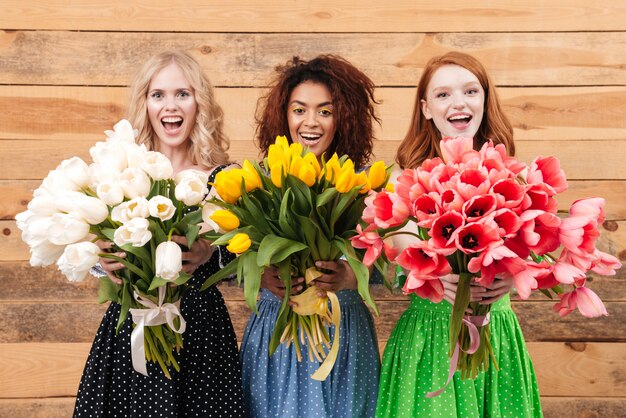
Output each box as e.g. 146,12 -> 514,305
396,51 -> 514,169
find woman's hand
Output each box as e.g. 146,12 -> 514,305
171,236 -> 214,275
479,277 -> 513,305
441,273 -> 488,305
261,266 -> 304,299
311,260 -> 357,295
96,240 -> 125,285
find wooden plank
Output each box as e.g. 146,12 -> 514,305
1,397 -> 625,418
2,1 -> 626,32
1,138 -> 624,181
2,32 -> 626,86
1,299 -> 624,344
0,342 -> 622,398
0,398 -> 75,418
5,179 -> 625,221
541,397 -> 626,418
3,86 -> 626,143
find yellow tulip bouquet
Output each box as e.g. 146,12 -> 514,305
200,136 -> 390,380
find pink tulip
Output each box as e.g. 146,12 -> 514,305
403,275 -> 445,303
454,168 -> 491,200
413,193 -> 442,228
454,221 -> 502,254
488,209 -> 522,238
590,249 -> 621,276
559,216 -> 601,256
518,210 -> 561,255
440,189 -> 465,212
362,190 -> 410,229
527,156 -> 568,194
395,168 -> 429,203
553,287 -> 608,318
462,194 -> 497,222
350,224 -> 383,267
490,178 -> 527,211
429,211 -> 465,255
396,241 -> 451,302
569,198 -> 605,225
441,136 -> 474,164
526,260 -> 560,290
524,183 -> 559,213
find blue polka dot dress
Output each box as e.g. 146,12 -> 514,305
73,165 -> 246,417
240,287 -> 380,418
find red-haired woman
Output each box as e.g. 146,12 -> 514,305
376,52 -> 542,417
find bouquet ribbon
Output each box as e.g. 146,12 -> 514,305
129,286 -> 187,376
426,313 -> 490,398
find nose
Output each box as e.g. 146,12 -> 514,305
164,95 -> 178,111
452,92 -> 466,109
304,111 -> 319,127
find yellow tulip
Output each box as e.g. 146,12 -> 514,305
268,143 -> 287,169
289,155 -> 304,177
367,161 -> 387,190
275,135 -> 289,150
298,164 -> 317,187
214,170 -> 243,204
323,153 -> 341,182
288,142 -> 304,158
335,169 -> 357,193
385,183 -> 395,193
210,209 -> 240,231
303,152 -> 321,176
270,162 -> 286,188
226,233 -> 252,254
354,171 -> 371,194
242,160 -> 262,191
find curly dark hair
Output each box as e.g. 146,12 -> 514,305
255,55 -> 380,169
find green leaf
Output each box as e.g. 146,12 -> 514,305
256,235 -> 309,267
329,188 -> 360,234
97,277 -> 120,304
149,220 -> 168,245
333,238 -> 378,315
116,281 -> 132,334
199,257 -> 240,291
100,253 -> 152,283
241,252 -> 262,313
269,262 -> 293,355
277,189 -> 300,241
185,223 -> 201,249
449,272 -> 472,357
285,175 -> 312,215
240,187 -> 273,235
316,187 -> 338,208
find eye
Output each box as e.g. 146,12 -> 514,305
435,92 -> 449,99
291,107 -> 305,114
177,90 -> 191,98
319,108 -> 333,116
150,91 -> 163,99
466,88 -> 479,95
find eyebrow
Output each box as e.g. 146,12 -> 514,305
289,100 -> 334,107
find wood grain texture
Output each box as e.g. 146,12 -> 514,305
2,32 -> 626,86
2,397 -> 626,418
4,179 -> 625,221
0,342 -> 623,398
1,300 -> 623,344
1,139 -> 624,181
3,86 -> 626,142
2,1 -> 626,32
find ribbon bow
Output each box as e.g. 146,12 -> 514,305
129,286 -> 187,376
426,313 -> 490,398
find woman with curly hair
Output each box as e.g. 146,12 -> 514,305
240,55 -> 381,418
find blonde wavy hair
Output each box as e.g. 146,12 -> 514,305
126,50 -> 231,168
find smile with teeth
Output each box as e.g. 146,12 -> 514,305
448,114 -> 472,127
299,132 -> 322,143
161,116 -> 183,132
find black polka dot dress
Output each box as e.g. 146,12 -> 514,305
73,166 -> 245,417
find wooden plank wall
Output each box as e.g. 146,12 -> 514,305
1,1 -> 625,417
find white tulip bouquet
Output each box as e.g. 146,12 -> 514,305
17,119 -> 215,378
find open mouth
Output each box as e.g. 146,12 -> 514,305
161,116 -> 183,132
447,114 -> 472,128
298,132 -> 323,145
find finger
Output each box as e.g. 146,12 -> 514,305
441,274 -> 460,283
312,274 -> 336,284
107,273 -> 122,285
289,284 -> 304,295
315,261 -> 340,272
170,235 -> 189,246
479,294 -> 505,305
312,281 -> 335,292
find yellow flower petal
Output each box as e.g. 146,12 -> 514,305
209,209 -> 240,231
226,233 -> 251,254
368,161 -> 387,190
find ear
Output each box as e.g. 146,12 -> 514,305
421,99 -> 432,120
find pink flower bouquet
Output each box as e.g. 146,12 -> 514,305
354,136 -> 621,383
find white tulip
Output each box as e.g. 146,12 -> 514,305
39,169 -> 82,196
201,202 -> 223,233
53,192 -> 109,225
175,177 -> 208,206
155,241 -> 182,281
175,169 -> 209,186
29,239 -> 66,267
58,157 -> 90,189
47,213 -> 91,245
104,119 -> 137,144
27,196 -> 59,217
113,217 -> 152,247
123,142 -> 148,169
96,180 -> 125,206
90,140 -> 129,173
119,167 -> 151,199
141,151 -> 173,180
57,241 -> 101,282
87,162 -> 121,190
111,197 -> 150,224
148,196 -> 176,221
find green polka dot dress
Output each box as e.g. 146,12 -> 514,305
376,294 -> 542,417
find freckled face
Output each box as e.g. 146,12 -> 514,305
421,64 -> 485,138
287,81 -> 336,158
147,63 -> 197,151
